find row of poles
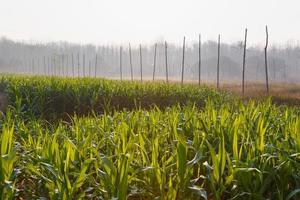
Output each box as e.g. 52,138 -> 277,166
28,26 -> 270,94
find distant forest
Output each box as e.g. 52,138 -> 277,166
1,37 -> 299,83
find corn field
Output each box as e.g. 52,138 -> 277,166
0,75 -> 299,199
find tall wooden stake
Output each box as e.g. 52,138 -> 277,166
83,54 -> 85,77
120,46 -> 123,81
152,43 -> 157,81
165,41 -> 169,83
77,53 -> 80,77
181,36 -> 186,85
139,44 -> 143,82
43,56 -> 46,75
66,54 -> 69,77
72,54 -> 74,77
89,60 -> 91,77
129,43 -> 133,81
47,56 -> 50,76
50,56 -> 53,76
62,55 -> 64,77
242,28 -> 248,95
32,58 -> 35,75
283,62 -> 287,83
37,58 -> 40,75
94,54 -> 98,78
264,25 -> 269,93
198,34 -> 202,85
217,34 -> 220,89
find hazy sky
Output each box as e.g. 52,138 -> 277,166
0,0 -> 299,45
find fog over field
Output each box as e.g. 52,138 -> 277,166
0,37 -> 299,84
1,0 -> 300,83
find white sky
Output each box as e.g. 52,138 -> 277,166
0,0 -> 299,46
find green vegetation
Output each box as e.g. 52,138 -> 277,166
0,75 -> 231,120
0,75 -> 299,199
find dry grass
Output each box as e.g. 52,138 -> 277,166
220,82 -> 300,106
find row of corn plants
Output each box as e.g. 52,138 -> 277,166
0,75 -> 232,120
0,99 -> 299,199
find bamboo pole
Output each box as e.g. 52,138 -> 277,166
242,28 -> 248,95
152,43 -> 157,81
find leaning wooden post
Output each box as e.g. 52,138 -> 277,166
120,46 -> 123,81
198,34 -> 202,85
165,41 -> 169,83
129,43 -> 133,81
242,28 -> 248,95
139,44 -> 143,82
264,25 -> 269,93
152,43 -> 157,81
217,34 -> 220,89
181,36 -> 186,85
94,54 -> 98,78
